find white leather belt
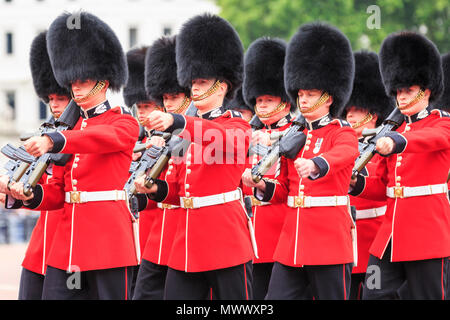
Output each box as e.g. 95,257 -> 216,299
386,183 -> 448,199
355,205 -> 387,220
287,195 -> 349,208
65,190 -> 126,204
157,203 -> 180,210
180,189 -> 241,209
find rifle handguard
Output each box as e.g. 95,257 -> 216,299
251,146 -> 280,183
23,162 -> 48,196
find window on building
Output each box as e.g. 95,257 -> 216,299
129,27 -> 138,48
6,32 -> 13,55
39,100 -> 47,120
163,26 -> 172,36
6,91 -> 16,119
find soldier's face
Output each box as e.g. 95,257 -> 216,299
297,89 -> 332,120
48,94 -> 70,118
191,78 -> 227,111
238,109 -> 253,122
136,101 -> 161,124
255,95 -> 288,125
396,85 -> 431,115
71,80 -> 97,99
163,92 -> 187,113
346,106 -> 377,137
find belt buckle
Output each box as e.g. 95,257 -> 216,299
393,186 -> 404,198
70,191 -> 81,204
251,196 -> 261,207
183,197 -> 194,209
294,195 -> 305,208
161,203 -> 172,209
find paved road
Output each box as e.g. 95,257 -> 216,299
0,243 -> 26,300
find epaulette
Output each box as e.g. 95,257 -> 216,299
112,106 -> 133,115
431,109 -> 450,118
330,119 -> 351,127
223,110 -> 243,119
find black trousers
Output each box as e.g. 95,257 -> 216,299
164,261 -> 253,300
252,262 -> 273,300
41,265 -> 134,300
349,273 -> 365,300
18,268 -> 45,300
132,259 -> 168,300
265,262 -> 352,300
363,242 -> 449,300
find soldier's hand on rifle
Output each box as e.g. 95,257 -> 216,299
8,181 -> 34,201
132,152 -> 142,161
144,111 -> 174,132
241,168 -> 266,191
134,175 -> 158,194
148,136 -> 166,148
252,130 -> 271,147
375,137 -> 395,155
24,136 -> 54,158
0,175 -> 10,194
0,193 -> 5,205
294,158 -> 319,178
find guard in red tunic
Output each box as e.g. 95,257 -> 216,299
240,37 -> 294,299
2,31 -> 71,300
8,12 -> 139,300
122,45 -> 164,297
244,23 -> 358,300
134,14 -> 255,300
132,36 -> 193,300
350,32 -> 450,300
339,51 -> 395,300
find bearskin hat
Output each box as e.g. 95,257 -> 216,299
145,36 -> 190,106
224,87 -> 253,113
341,51 -> 396,126
379,31 -> 443,103
123,47 -> 149,107
29,31 -> 70,103
47,11 -> 128,92
243,37 -> 292,110
431,53 -> 450,111
284,22 -> 355,117
176,13 -> 244,100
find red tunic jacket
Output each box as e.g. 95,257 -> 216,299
22,173 -> 62,275
257,114 -> 359,266
25,102 -> 140,272
150,107 -> 254,272
352,108 -> 450,262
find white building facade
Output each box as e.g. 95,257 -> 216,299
0,0 -> 218,145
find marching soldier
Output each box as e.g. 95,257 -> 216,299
240,37 -> 293,299
340,50 -> 395,299
132,36 -> 192,300
1,31 -> 71,299
350,32 -> 450,300
122,46 -> 164,297
8,12 -> 140,299
134,14 -> 255,300
244,23 -> 358,300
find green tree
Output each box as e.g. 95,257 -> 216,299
214,0 -> 449,53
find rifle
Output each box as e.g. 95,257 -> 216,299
124,103 -> 199,216
19,116 -> 56,141
141,104 -> 199,190
1,145 -> 35,188
20,100 -> 80,196
352,107 -> 404,179
251,113 -> 307,183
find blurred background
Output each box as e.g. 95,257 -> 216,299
0,0 -> 448,299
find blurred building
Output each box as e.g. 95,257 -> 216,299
0,0 -> 218,153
